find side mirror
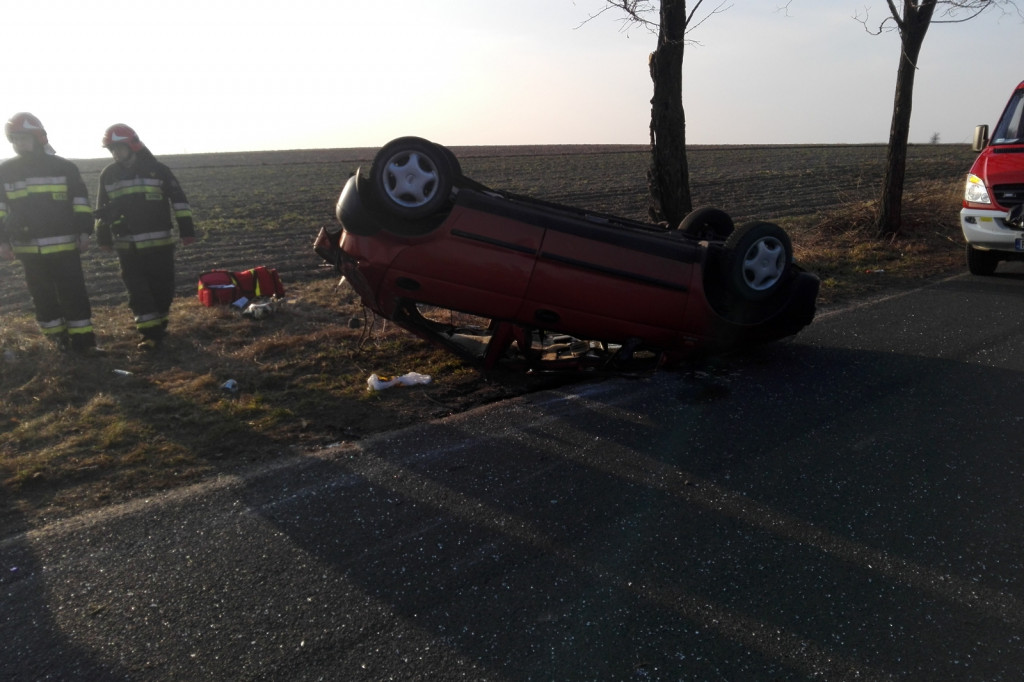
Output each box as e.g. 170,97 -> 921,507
972,124 -> 989,152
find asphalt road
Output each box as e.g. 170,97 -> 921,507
4,269 -> 1024,681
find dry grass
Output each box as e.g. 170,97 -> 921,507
0,279 -> 572,531
788,178 -> 964,305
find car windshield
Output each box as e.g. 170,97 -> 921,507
991,89 -> 1024,145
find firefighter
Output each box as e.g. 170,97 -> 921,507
0,112 -> 100,353
95,124 -> 196,350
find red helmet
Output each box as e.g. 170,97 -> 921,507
102,123 -> 144,152
5,112 -> 48,147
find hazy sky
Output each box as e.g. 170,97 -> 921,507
2,0 -> 1022,159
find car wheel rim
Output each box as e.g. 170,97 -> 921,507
741,237 -> 786,291
384,152 -> 439,208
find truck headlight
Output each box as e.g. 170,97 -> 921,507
964,174 -> 992,205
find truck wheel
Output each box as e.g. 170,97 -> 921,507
721,221 -> 792,301
369,137 -> 453,220
966,244 -> 999,275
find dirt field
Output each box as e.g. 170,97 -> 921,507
1,142 -> 976,313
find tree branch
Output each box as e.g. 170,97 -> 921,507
855,0 -> 1022,35
577,1 -> 733,42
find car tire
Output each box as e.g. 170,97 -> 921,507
369,137 -> 454,220
722,221 -> 792,301
679,207 -> 734,240
335,170 -> 382,236
434,141 -> 463,179
966,243 -> 999,275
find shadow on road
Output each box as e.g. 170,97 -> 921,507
239,339 -> 1024,680
5,340 -> 1023,679
1,491 -> 129,680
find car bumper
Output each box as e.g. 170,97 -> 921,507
961,208 -> 1024,251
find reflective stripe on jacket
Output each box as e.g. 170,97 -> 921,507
112,229 -> 175,251
94,152 -> 195,248
0,152 -> 93,243
11,233 -> 79,255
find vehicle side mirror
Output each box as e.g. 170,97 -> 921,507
972,124 -> 989,152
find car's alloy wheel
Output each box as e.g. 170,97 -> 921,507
369,137 -> 453,220
722,221 -> 792,300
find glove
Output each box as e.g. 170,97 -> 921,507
77,233 -> 90,253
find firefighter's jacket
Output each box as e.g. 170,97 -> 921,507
0,151 -> 93,255
95,152 -> 195,251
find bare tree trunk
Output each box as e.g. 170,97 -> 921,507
647,0 -> 691,225
877,0 -> 935,238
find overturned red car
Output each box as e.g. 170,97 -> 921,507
317,137 -> 819,370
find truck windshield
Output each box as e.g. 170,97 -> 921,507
992,89 -> 1024,145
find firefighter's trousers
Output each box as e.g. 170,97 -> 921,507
17,250 -> 95,349
117,245 -> 176,340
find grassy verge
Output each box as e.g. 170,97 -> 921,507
790,178 -> 964,303
0,180 -> 967,533
0,278 -> 577,531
